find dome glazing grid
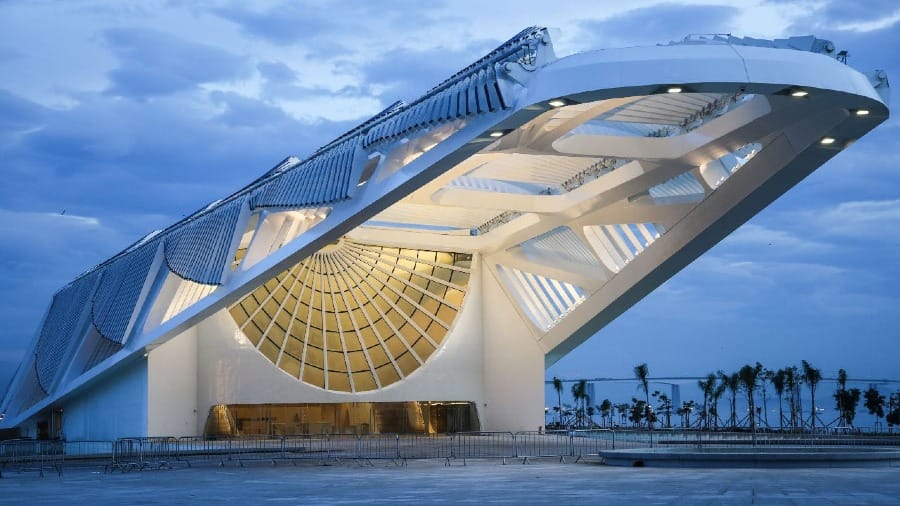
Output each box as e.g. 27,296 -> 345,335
229,240 -> 471,392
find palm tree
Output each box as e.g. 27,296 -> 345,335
697,374 -> 715,430
864,386 -> 886,430
552,377 -> 563,427
772,369 -> 786,430
599,399 -> 612,427
834,368 -> 848,426
571,379 -> 588,427
801,360 -> 822,430
711,381 -> 725,430
784,366 -> 799,431
719,370 -> 740,430
633,363 -> 651,428
758,365 -> 771,428
739,363 -> 762,442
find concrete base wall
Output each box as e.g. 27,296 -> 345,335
61,358 -> 148,440
147,327 -> 198,437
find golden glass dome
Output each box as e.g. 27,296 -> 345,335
229,239 -> 471,392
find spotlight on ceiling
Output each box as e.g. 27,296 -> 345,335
489,130 -> 506,138
790,90 -> 809,97
820,137 -> 836,145
548,99 -> 567,108
855,109 -> 870,116
667,87 -> 683,93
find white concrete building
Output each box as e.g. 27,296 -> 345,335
0,28 -> 890,440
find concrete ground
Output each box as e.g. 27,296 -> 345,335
2,458 -> 899,505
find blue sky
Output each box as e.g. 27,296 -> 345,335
0,0 -> 898,398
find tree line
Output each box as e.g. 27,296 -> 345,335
548,361 -> 900,432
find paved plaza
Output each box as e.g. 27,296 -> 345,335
2,459 -> 899,504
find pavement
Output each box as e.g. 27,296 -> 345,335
2,458 -> 899,504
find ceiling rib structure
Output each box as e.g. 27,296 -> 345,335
0,29 -> 889,436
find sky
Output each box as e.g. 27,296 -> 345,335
0,0 -> 898,403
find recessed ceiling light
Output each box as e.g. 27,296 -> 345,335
548,99 -> 566,108
357,180 -> 368,187
855,109 -> 870,116
667,87 -> 683,93
820,137 -> 836,145
791,90 -> 809,97
489,131 -> 505,138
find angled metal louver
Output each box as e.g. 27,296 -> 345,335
91,239 -> 160,344
495,264 -> 586,331
250,138 -> 358,209
362,27 -> 551,148
165,196 -> 246,284
34,272 -> 99,392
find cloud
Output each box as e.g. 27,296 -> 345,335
720,223 -> 831,254
355,40 -> 501,103
103,28 -> 253,98
808,199 -> 900,242
578,3 -> 740,48
0,89 -> 48,132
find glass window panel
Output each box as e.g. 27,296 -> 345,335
360,326 -> 379,348
374,319 -> 393,339
267,325 -> 286,347
395,352 -> 418,376
384,336 -> 406,357
279,354 -> 301,378
420,295 -> 440,315
396,298 -> 415,316
309,310 -> 323,330
445,289 -> 464,307
436,305 -> 457,324
307,329 -> 323,349
450,270 -> 470,286
275,309 -> 292,331
259,339 -> 279,363
352,371 -> 377,391
252,311 -> 270,333
304,346 -> 324,369
229,305 -> 249,325
426,280 -> 447,299
284,337 -> 303,358
302,366 -> 324,389
338,311 -> 353,330
264,277 -> 280,292
399,322 -> 421,343
434,267 -> 452,281
376,364 -> 401,387
347,351 -> 368,372
325,332 -> 342,352
244,322 -> 264,346
344,333 -> 363,352
429,323 -> 447,343
324,312 -> 338,332
411,310 -> 431,330
328,371 -> 351,392
273,285 -> 289,302
386,310 -> 406,330
323,292 -> 335,313
412,339 -> 436,361
327,351 -> 347,372
367,344 -> 390,368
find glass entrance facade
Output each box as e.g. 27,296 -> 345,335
205,401 -> 479,437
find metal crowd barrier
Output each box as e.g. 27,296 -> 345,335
30,428 -> 895,475
453,432 -> 516,463
0,439 -> 64,478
